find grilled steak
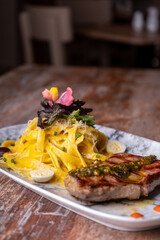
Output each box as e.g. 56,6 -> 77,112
64,153 -> 160,202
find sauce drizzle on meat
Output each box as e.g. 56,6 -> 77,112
69,155 -> 156,183
64,153 -> 160,202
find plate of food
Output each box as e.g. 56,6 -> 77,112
1,87 -> 160,231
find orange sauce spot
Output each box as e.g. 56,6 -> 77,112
130,212 -> 144,218
153,205 -> 160,212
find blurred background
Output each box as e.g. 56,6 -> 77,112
1,0 -> 160,74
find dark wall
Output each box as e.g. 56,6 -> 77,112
0,0 -> 23,73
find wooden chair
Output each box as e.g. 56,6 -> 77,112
19,6 -> 73,66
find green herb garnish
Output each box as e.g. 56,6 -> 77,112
3,157 -> 7,162
11,159 -> 16,164
7,168 -> 12,171
54,131 -> 57,136
64,109 -> 95,127
76,132 -> 82,138
86,162 -> 91,165
96,154 -> 100,158
62,147 -> 65,151
143,155 -> 156,165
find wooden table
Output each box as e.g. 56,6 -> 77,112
1,65 -> 160,239
77,24 -> 160,46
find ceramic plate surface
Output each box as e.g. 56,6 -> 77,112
1,124 -> 160,231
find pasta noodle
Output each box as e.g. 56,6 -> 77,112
1,118 -> 109,183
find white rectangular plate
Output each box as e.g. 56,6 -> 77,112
1,124 -> 160,231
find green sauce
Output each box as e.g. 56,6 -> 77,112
143,155 -> 156,165
69,155 -> 156,180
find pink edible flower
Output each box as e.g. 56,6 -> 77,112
42,88 -> 53,101
48,100 -> 53,107
56,87 -> 74,106
42,87 -> 59,103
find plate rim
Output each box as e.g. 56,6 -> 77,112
1,123 -> 160,231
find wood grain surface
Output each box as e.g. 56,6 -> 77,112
77,24 -> 160,46
1,65 -> 160,239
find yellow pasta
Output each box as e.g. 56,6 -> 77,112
0,118 -> 108,183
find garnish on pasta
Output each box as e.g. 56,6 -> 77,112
38,87 -> 95,129
0,87 -> 109,183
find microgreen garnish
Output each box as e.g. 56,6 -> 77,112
96,154 -> 100,158
37,103 -> 62,129
62,147 -> 65,151
54,131 -> 57,136
11,159 -> 16,164
37,88 -> 95,129
59,99 -> 92,115
7,168 -> 12,171
64,109 -> 95,127
76,132 -> 82,138
3,158 -> 7,162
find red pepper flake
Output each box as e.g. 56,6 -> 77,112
130,212 -> 144,218
153,205 -> 160,212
